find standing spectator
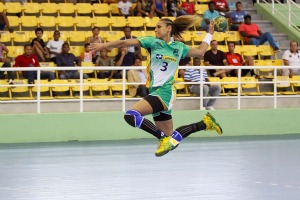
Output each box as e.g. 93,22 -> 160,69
179,0 -> 195,16
14,44 -> 55,84
201,1 -> 219,31
0,12 -> 13,32
80,43 -> 93,62
282,41 -> 300,78
204,40 -> 228,78
229,1 -> 246,31
118,0 -> 133,18
115,46 -> 136,78
46,30 -> 64,64
128,58 -> 148,97
0,34 -> 14,84
153,0 -> 167,18
213,0 -> 230,17
57,43 -> 88,79
184,57 -> 222,110
86,27 -> 103,62
95,49 -> 117,80
238,14 -> 280,51
135,0 -> 155,18
31,28 -> 49,62
120,26 -> 142,60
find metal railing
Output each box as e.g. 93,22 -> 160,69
0,65 -> 299,113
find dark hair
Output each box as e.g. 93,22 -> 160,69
244,14 -> 251,19
236,1 -> 242,6
210,40 -> 217,45
290,40 -> 299,46
85,43 -> 90,48
179,57 -> 191,66
35,28 -> 44,34
208,1 -> 215,6
54,30 -> 60,35
92,27 -> 100,31
228,42 -> 236,46
123,26 -> 131,31
62,43 -> 69,48
193,57 -> 201,61
24,44 -> 32,49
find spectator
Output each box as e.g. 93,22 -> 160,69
86,27 -> 103,62
120,26 -> 142,60
115,46 -> 136,78
0,12 -> 13,32
31,28 -> 49,62
178,56 -> 191,78
46,30 -> 64,64
95,49 -> 117,80
213,0 -> 230,17
282,41 -> 300,78
179,0 -> 195,16
201,1 -> 219,31
57,43 -> 88,79
229,1 -> 246,31
204,40 -> 228,78
14,44 -> 55,84
127,58 -> 148,97
184,57 -> 222,110
80,43 -> 93,62
153,0 -> 167,18
135,0 -> 155,18
238,14 -> 280,51
0,34 -> 14,84
118,0 -> 133,18
166,0 -> 180,17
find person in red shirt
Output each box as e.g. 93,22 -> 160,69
14,44 -> 55,84
213,0 -> 230,17
238,14 -> 279,51
180,0 -> 195,15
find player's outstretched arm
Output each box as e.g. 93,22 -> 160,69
186,22 -> 214,57
90,39 -> 141,52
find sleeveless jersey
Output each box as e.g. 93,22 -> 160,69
138,36 -> 189,88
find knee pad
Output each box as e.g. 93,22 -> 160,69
124,110 -> 144,128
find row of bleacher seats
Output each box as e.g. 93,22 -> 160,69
1,76 -> 300,101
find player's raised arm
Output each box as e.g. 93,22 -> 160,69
90,39 -> 141,52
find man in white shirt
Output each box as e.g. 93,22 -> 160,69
46,30 -> 64,63
118,0 -> 132,17
282,41 -> 300,78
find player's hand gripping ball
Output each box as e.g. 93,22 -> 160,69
212,16 -> 228,32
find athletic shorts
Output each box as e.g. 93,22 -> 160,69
148,84 -> 177,117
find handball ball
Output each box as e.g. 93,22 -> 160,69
212,16 -> 228,32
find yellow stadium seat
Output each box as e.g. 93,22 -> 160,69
174,78 -> 191,97
50,79 -> 73,99
131,31 -> 141,37
195,4 -> 207,15
0,31 -> 13,46
254,59 -> 274,79
225,31 -> 242,45
109,3 -> 119,16
107,48 -> 119,57
161,16 -> 176,21
109,79 -> 133,98
6,46 -> 23,59
75,3 -> 93,16
81,62 -> 97,78
257,45 -> 277,60
7,16 -> 20,31
0,2 -> 4,13
12,31 -> 30,46
69,31 -> 87,45
40,3 -> 58,16
69,46 -> 84,57
275,76 -> 296,95
57,16 -> 75,31
233,45 -> 242,54
136,31 -> 155,37
217,45 -> 228,53
222,77 -> 239,96
0,80 -> 12,100
110,16 -> 127,30
38,16 -> 56,30
90,79 -> 114,98
69,79 -> 93,99
212,32 -> 226,43
20,16 -> 38,31
240,77 -> 262,96
241,45 -> 258,58
93,3 -> 110,16
144,17 -> 159,30
104,31 -> 123,42
93,17 -> 110,30
22,2 -> 41,16
58,3 -> 75,16
141,48 -> 148,57
11,79 -> 33,100
127,16 -> 145,30
74,16 -> 92,31
272,59 -> 283,66
291,75 -> 300,93
181,31 -> 193,45
5,2 -> 22,15
192,31 -> 206,44
31,80 -> 54,100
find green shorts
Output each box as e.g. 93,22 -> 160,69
149,84 -> 177,117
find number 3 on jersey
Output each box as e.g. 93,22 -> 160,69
160,62 -> 168,71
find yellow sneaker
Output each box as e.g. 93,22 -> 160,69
203,112 -> 223,135
155,136 -> 179,157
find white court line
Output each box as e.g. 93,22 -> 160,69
240,180 -> 300,189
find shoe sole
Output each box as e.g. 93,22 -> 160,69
207,112 -> 223,134
155,144 -> 179,157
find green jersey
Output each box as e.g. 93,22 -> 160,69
138,36 -> 190,88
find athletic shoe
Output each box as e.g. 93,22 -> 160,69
155,136 -> 179,157
203,112 -> 223,135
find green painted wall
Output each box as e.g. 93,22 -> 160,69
0,109 -> 299,143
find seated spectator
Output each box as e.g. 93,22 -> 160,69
153,0 -> 167,18
179,0 -> 195,16
31,28 -> 49,62
46,30 -> 64,64
184,57 -> 222,110
135,0 -> 155,18
213,0 -> 230,17
95,49 -> 118,80
115,46 -> 136,78
178,56 -> 191,78
80,43 -> 94,63
57,43 -> 88,79
204,40 -> 228,78
238,14 -> 280,51
86,27 -> 103,62
14,44 -> 55,84
201,1 -> 219,31
127,58 -> 148,97
118,0 -> 133,18
229,1 -> 246,31
120,26 -> 142,60
0,12 -> 13,32
166,0 -> 180,17
0,37 -> 14,84
282,41 -> 300,78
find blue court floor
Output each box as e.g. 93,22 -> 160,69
0,135 -> 300,200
